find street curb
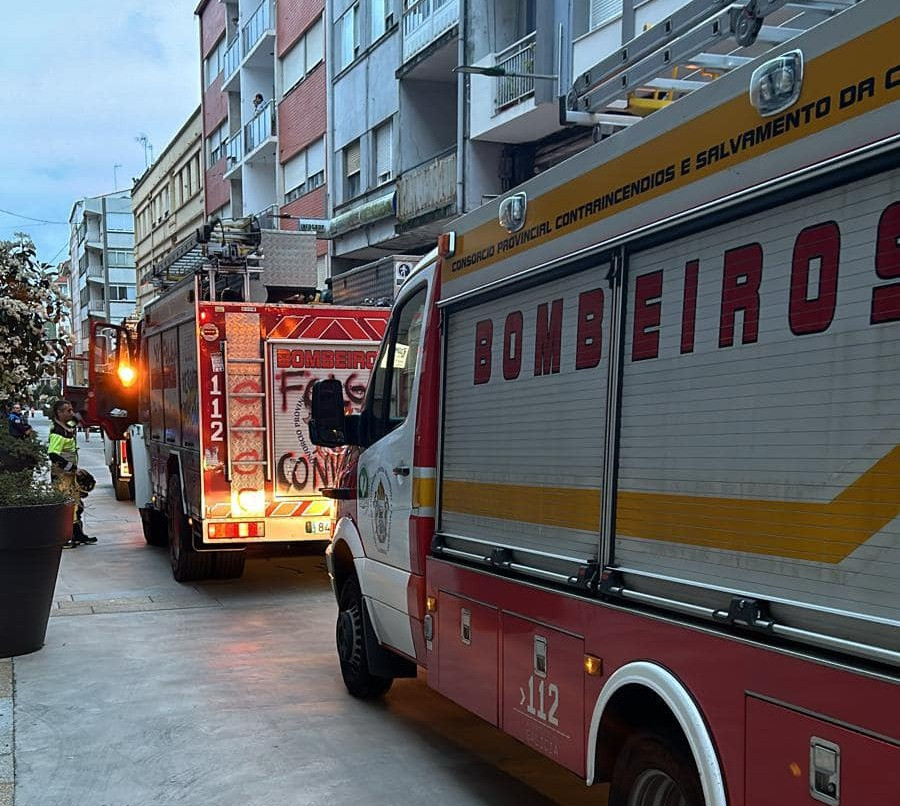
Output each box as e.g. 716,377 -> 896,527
0,658 -> 13,806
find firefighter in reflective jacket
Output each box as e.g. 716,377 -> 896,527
48,400 -> 97,548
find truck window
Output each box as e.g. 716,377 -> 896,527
368,285 -> 427,441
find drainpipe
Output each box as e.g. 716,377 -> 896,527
456,0 -> 467,217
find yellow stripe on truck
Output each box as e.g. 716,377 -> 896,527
443,16 -> 899,285
442,480 -> 601,532
441,446 -> 900,564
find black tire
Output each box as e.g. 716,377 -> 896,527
609,731 -> 704,806
336,576 -> 393,699
167,475 -> 213,582
114,477 -> 131,501
212,551 -> 246,580
140,507 -> 168,547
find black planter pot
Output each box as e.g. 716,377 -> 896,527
0,501 -> 74,658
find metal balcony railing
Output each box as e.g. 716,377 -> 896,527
245,100 -> 276,154
225,130 -> 243,167
396,149 -> 457,224
495,32 -> 536,111
224,36 -> 241,79
402,0 -> 459,63
243,0 -> 274,56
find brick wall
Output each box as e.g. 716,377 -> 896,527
205,158 -> 230,217
277,0 -> 324,57
203,76 -> 228,136
278,64 -> 326,164
198,0 -> 226,59
281,185 -> 328,256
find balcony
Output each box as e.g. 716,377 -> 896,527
469,32 -> 561,144
242,0 -> 275,69
224,130 -> 243,177
494,33 -> 535,111
87,300 -> 106,316
402,0 -> 459,65
396,149 -> 457,232
244,100 -> 276,159
222,36 -> 241,92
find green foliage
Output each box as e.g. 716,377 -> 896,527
0,236 -> 72,508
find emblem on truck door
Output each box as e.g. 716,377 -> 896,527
370,468 -> 392,554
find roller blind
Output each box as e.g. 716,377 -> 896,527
590,0 -> 620,29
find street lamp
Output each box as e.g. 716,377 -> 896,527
453,64 -> 558,81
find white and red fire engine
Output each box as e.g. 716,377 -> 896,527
78,219 -> 388,581
310,2 -> 899,803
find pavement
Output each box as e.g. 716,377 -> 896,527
2,415 -> 601,806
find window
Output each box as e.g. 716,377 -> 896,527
192,155 -> 202,194
109,285 -> 136,302
371,0 -> 394,41
105,212 -> 133,232
208,122 -> 228,165
284,137 -> 325,203
282,17 -> 324,94
374,120 -> 393,185
367,285 -> 427,440
204,36 -> 227,87
590,0 -> 621,29
107,250 -> 134,268
336,5 -> 359,70
344,139 -> 361,199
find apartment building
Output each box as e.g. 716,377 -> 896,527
66,191 -> 136,357
196,0 -> 328,285
132,107 -> 205,314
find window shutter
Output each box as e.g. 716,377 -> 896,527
283,151 -> 308,193
282,39 -> 305,90
306,17 -> 324,72
307,137 -> 325,178
375,122 -> 392,183
590,0 -> 620,29
345,141 -> 361,176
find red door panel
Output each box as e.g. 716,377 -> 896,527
435,592 -> 499,726
501,613 -> 585,776
746,695 -> 900,806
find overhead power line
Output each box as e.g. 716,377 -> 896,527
0,207 -> 69,225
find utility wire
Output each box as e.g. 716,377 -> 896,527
0,207 -> 69,225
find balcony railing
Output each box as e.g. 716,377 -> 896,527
224,35 -> 241,79
396,149 -> 457,225
245,100 -> 276,154
402,0 -> 459,63
495,32 -> 536,111
243,0 -> 274,56
225,130 -> 243,167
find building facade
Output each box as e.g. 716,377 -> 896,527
196,0 -> 329,285
66,191 -> 136,357
132,107 -> 205,314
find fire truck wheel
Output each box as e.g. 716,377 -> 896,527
140,508 -> 168,547
167,476 -> 213,582
336,576 -> 393,699
212,552 -> 246,580
608,731 -> 703,806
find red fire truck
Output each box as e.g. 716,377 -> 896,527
309,2 -> 899,803
79,220 -> 388,581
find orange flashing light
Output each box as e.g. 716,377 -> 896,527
437,231 -> 456,259
117,364 -> 137,387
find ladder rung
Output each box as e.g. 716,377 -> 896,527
756,25 -> 804,44
231,426 -> 267,432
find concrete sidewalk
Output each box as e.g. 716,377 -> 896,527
5,417 -> 596,806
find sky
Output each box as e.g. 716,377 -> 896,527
0,2 -> 201,266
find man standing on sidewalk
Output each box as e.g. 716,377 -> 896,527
47,400 -> 97,549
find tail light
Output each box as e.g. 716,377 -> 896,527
208,521 -> 265,539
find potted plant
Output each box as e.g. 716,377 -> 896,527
0,236 -> 73,658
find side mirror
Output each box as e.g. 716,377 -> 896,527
310,379 -> 349,447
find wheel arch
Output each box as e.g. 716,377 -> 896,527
586,661 -> 727,806
329,516 -> 366,602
